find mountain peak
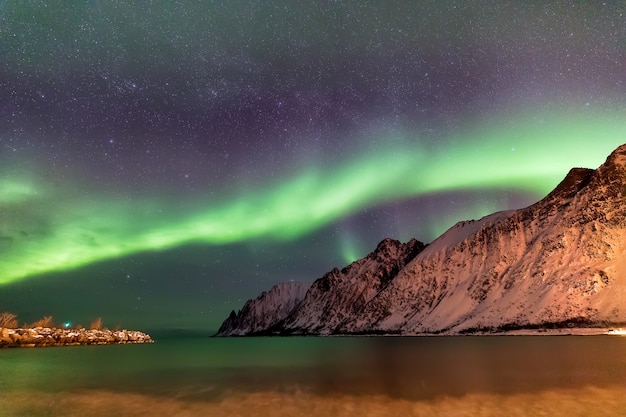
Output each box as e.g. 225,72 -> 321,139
607,143 -> 626,162
543,167 -> 594,202
585,143 -> 626,206
368,237 -> 423,263
597,143 -> 626,178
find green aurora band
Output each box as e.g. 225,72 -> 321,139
1,110 -> 625,285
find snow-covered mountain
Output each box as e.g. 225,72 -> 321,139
217,144 -> 626,335
216,281 -> 307,336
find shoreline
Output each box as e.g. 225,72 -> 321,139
0,327 -> 153,348
217,327 -> 626,337
458,327 -> 618,336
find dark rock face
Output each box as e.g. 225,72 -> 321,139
218,144 -> 626,335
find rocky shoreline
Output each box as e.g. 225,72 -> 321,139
0,327 -> 153,348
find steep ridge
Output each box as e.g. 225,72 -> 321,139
218,144 -> 626,335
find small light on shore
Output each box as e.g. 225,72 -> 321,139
63,322 -> 71,328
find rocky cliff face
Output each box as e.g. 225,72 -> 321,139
218,144 -> 626,335
216,281 -> 307,336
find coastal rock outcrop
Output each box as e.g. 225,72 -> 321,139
0,327 -> 153,348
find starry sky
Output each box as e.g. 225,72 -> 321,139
0,1 -> 625,332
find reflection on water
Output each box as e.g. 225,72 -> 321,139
1,336 -> 626,416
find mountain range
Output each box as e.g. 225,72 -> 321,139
217,144 -> 626,336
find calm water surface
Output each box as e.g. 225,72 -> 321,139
1,336 -> 626,416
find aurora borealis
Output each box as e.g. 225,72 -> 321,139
1,1 -> 625,330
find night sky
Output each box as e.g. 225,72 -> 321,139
1,1 -> 625,332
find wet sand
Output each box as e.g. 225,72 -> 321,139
2,386 -> 625,417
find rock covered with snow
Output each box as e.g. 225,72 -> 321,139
218,144 -> 626,335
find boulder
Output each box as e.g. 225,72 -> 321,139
0,327 -> 11,344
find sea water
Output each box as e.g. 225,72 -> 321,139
1,335 -> 626,416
